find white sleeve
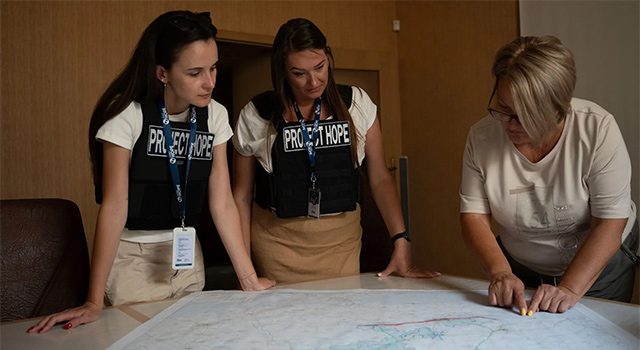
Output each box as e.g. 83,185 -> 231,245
588,114 -> 632,218
232,101 -> 271,157
95,102 -> 142,150
349,86 -> 377,165
207,99 -> 233,146
459,131 -> 491,214
350,86 -> 377,133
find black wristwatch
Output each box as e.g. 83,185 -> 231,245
391,231 -> 410,243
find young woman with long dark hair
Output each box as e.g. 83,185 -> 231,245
232,18 -> 440,284
29,10 -> 274,333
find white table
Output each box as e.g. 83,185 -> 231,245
2,273 -> 638,349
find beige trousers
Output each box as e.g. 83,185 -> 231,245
251,203 -> 362,285
105,237 -> 205,306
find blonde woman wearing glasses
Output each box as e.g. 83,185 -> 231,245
460,36 -> 637,316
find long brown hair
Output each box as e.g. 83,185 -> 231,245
88,11 -> 217,201
270,18 -> 359,165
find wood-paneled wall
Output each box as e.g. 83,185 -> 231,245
396,1 -> 519,278
1,0 -> 402,254
2,1 -> 521,283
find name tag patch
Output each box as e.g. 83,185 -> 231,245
147,125 -> 214,160
283,121 -> 350,152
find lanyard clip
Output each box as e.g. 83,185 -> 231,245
310,173 -> 317,189
181,217 -> 186,230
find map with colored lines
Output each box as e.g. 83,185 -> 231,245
109,289 -> 637,350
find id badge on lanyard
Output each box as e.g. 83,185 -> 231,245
307,187 -> 321,219
173,227 -> 196,269
293,97 -> 322,219
157,99 -> 198,269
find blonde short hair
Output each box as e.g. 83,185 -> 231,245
492,36 -> 576,146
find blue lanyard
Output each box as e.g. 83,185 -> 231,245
156,99 -> 197,227
292,97 -> 321,187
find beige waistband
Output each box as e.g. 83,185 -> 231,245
120,228 -> 173,243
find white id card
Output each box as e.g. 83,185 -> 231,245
172,227 -> 196,269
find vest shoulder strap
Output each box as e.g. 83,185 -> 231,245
251,91 -> 278,121
337,84 -> 353,109
251,85 -> 354,122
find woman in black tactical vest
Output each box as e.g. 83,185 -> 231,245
29,10 -> 274,334
232,18 -> 441,284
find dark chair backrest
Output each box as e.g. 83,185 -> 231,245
1,199 -> 90,321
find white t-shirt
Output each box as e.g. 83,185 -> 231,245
96,99 -> 233,243
460,98 -> 635,276
233,86 -> 377,173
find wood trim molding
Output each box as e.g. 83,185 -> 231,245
217,30 -> 273,47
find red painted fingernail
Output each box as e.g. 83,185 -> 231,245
27,327 -> 34,333
63,323 -> 72,330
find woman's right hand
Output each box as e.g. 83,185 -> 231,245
26,301 -> 102,333
488,272 -> 528,314
239,273 -> 276,291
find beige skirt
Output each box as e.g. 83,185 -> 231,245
251,203 -> 362,285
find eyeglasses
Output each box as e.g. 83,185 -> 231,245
487,108 -> 520,123
487,84 -> 520,123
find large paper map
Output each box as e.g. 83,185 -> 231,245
109,289 -> 637,349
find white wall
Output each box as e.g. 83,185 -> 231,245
519,0 -> 640,208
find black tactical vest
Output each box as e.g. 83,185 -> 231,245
125,101 -> 215,230
253,85 -> 361,218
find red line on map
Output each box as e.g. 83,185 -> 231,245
360,316 -> 498,327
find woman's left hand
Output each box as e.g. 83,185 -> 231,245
377,240 -> 441,278
528,284 -> 580,314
